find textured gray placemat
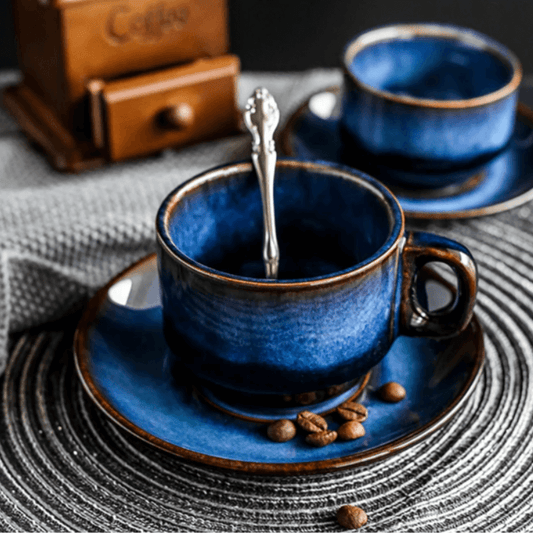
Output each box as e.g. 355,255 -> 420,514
3,214 -> 533,531
2,70 -> 533,531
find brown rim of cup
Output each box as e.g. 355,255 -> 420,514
156,160 -> 406,291
343,23 -> 522,110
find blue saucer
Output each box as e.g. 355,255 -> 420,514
280,87 -> 533,219
74,254 -> 484,475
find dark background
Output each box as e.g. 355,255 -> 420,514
1,0 -> 532,72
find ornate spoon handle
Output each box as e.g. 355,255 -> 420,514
243,88 -> 280,279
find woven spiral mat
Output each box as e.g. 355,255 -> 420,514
1,215 -> 533,532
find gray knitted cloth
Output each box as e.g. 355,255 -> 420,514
2,70 -> 533,531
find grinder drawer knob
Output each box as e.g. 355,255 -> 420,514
161,103 -> 195,130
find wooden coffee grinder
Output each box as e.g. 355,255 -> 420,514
4,0 -> 240,171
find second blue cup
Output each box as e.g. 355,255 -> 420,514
341,24 -> 522,182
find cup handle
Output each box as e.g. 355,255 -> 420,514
400,231 -> 477,337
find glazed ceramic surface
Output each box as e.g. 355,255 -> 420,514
342,24 -> 522,179
281,87 -> 533,219
156,160 -> 477,396
74,254 -> 485,475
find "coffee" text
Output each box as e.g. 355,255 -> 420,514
106,3 -> 190,44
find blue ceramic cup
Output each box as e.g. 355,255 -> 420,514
156,160 -> 477,396
341,24 -> 522,182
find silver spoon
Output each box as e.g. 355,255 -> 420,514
243,88 -> 280,279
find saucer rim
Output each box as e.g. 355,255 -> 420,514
280,86 -> 533,220
74,254 -> 485,476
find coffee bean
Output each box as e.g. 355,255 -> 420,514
378,382 -> 406,403
296,410 -> 328,432
326,383 -> 345,397
337,402 -> 368,422
267,419 -> 296,442
305,430 -> 337,447
337,505 -> 368,529
338,421 -> 365,441
294,391 -> 317,405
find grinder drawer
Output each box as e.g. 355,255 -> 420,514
89,55 -> 240,162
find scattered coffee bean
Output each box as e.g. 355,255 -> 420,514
337,505 -> 368,529
326,383 -> 345,397
338,421 -> 365,441
294,391 -> 317,405
267,419 -> 296,442
337,402 -> 368,422
305,430 -> 337,447
296,410 -> 328,432
378,382 -> 406,403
